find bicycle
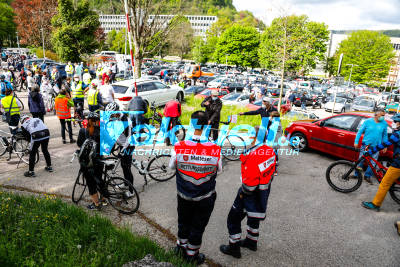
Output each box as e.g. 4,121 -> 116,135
0,127 -> 39,165
70,152 -> 140,214
207,116 -> 247,161
326,147 -> 400,204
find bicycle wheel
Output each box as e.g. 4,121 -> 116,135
389,183 -> 400,205
148,154 -> 175,182
14,138 -> 39,164
106,176 -> 140,214
0,137 -> 8,157
221,135 -> 246,161
15,95 -> 24,112
326,160 -> 362,193
174,122 -> 186,142
72,170 -> 87,204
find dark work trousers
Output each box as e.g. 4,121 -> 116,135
8,114 -> 20,134
29,138 -> 51,171
177,193 -> 216,257
120,145 -> 134,186
73,98 -> 84,119
227,187 -> 271,246
89,105 -> 100,112
210,121 -> 219,141
59,119 -> 73,141
31,112 -> 44,122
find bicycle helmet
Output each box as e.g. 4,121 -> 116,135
392,114 -> 400,123
20,115 -> 31,125
105,102 -> 120,111
87,111 -> 100,121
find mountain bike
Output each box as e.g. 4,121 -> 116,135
70,152 -> 140,214
326,147 -> 400,204
0,127 -> 39,165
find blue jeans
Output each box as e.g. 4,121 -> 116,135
301,103 -> 306,110
356,143 -> 379,178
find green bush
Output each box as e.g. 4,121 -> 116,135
0,191 -> 192,267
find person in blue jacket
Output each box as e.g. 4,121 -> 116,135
0,74 -> 13,99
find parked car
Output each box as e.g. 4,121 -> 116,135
185,85 -> 205,95
219,81 -> 245,92
385,102 -> 400,114
146,67 -> 161,75
195,88 -> 230,99
324,97 -> 352,113
221,92 -> 250,106
351,99 -> 376,112
113,79 -> 185,110
246,98 -> 291,114
284,112 -> 393,163
283,110 -> 319,120
198,76 -> 215,86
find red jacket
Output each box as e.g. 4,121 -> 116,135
163,100 -> 181,117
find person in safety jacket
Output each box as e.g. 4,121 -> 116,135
169,110 -> 222,265
87,82 -> 103,112
220,144 -> 276,258
361,113 -> 400,211
1,88 -> 22,134
65,62 -> 74,78
83,68 -> 92,86
163,99 -> 181,146
20,115 -> 52,177
201,90 -> 222,141
55,89 -> 75,144
71,74 -> 88,119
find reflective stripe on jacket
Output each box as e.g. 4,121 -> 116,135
71,81 -> 84,98
54,96 -> 72,119
87,89 -> 98,106
1,95 -> 20,115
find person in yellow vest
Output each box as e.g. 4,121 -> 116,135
82,68 -> 92,86
1,88 -> 22,134
32,63 -> 38,73
87,82 -> 103,112
71,74 -> 88,119
96,65 -> 103,78
54,89 -> 75,144
65,62 -> 74,78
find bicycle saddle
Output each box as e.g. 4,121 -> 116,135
101,159 -> 116,167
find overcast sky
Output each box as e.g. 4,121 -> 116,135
233,0 -> 400,30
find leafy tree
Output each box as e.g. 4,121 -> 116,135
333,30 -> 395,86
11,0 -> 57,48
51,0 -> 100,62
0,0 -> 16,47
214,24 -> 260,67
167,16 -> 194,60
258,15 -> 329,75
105,29 -> 127,53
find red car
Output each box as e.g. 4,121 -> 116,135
246,98 -> 291,114
284,112 -> 393,163
195,88 -> 230,99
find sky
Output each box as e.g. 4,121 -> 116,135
233,0 -> 400,30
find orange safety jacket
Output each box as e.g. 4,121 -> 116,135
55,96 -> 72,119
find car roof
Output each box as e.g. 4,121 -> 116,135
112,79 -> 159,86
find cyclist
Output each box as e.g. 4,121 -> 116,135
105,102 -> 135,193
128,95 -> 147,127
20,115 -> 52,177
0,74 -> 13,99
169,111 -> 222,265
201,90 -> 222,141
87,82 -> 103,112
82,68 -> 92,86
1,88 -> 22,134
71,74 -> 88,120
163,99 -> 182,146
361,113 -> 400,211
77,111 -> 104,210
220,143 -> 276,258
55,89 -> 75,144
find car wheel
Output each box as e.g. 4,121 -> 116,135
176,92 -> 183,102
289,132 -> 308,152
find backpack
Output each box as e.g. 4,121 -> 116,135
78,138 -> 97,169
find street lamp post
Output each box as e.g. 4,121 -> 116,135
16,32 -> 20,53
346,63 -> 358,87
41,28 -> 45,59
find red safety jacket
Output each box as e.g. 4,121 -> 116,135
240,144 -> 276,192
174,140 -> 221,201
163,100 -> 181,117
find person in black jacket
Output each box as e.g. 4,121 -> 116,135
300,91 -> 308,110
128,95 -> 147,127
201,90 -> 222,141
28,84 -> 46,122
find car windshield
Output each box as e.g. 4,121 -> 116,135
334,98 -> 346,103
357,100 -> 374,107
201,90 -> 212,96
222,93 -> 241,101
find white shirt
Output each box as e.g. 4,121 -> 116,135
99,84 -> 114,103
27,76 -> 35,88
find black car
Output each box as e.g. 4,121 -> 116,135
198,76 -> 215,86
185,85 -> 205,95
219,82 -> 245,92
147,67 -> 161,75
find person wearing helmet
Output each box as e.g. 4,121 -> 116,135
20,115 -> 52,177
82,68 -> 92,85
71,73 -> 88,120
99,75 -> 114,106
0,74 -> 13,99
87,82 -> 103,112
77,110 -> 105,210
1,88 -> 22,133
362,113 -> 400,211
105,102 -> 135,191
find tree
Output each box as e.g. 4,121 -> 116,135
258,15 -> 329,76
213,24 -> 260,67
105,29 -> 127,53
168,16 -> 194,60
51,0 -> 100,62
333,30 -> 395,86
0,0 -> 16,48
127,0 -> 181,78
12,0 -> 58,49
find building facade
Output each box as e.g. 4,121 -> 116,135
99,14 -> 218,37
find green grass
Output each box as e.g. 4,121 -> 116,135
0,191 -> 193,267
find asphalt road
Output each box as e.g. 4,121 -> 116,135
0,95 -> 398,266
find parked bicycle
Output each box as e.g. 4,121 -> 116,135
70,152 -> 140,214
0,127 -> 39,165
326,147 -> 400,204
